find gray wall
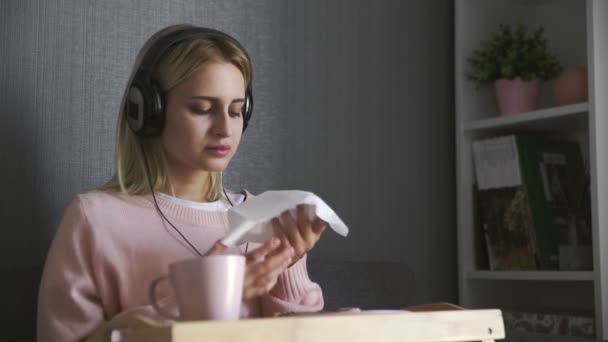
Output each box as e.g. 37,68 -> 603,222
280,0 -> 455,305
0,0 -> 454,340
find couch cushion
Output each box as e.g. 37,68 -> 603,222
2,265 -> 42,341
307,259 -> 415,311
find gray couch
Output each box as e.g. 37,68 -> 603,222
3,266 -> 40,341
308,259 -> 604,342
307,258 -> 417,311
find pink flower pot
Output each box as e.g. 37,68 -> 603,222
553,67 -> 588,106
494,78 -> 541,116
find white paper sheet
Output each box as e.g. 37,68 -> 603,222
220,190 -> 349,246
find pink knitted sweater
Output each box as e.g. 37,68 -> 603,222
37,191 -> 324,342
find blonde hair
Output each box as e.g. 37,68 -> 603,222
100,25 -> 252,200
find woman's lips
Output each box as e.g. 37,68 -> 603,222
205,145 -> 231,157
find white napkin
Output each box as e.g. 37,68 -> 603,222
220,190 -> 349,246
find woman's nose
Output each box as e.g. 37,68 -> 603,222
212,110 -> 232,137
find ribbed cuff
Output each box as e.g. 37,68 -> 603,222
270,254 -> 311,301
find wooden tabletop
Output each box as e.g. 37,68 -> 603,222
121,309 -> 505,342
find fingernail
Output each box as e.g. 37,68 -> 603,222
271,238 -> 280,247
289,247 -> 295,255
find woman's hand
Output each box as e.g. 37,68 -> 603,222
242,238 -> 294,300
206,238 -> 295,300
272,205 -> 327,264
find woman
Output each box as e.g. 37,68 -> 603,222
37,24 -> 326,342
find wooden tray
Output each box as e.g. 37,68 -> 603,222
122,309 -> 505,342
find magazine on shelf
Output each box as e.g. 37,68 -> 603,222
472,135 -> 590,270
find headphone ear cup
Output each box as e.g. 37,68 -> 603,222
125,83 -> 146,134
242,87 -> 253,132
140,78 -> 165,138
125,75 -> 165,138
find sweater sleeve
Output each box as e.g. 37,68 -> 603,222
259,254 -> 324,316
37,196 -> 105,342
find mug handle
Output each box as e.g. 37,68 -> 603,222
149,275 -> 180,321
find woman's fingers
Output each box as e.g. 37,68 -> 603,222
246,238 -> 280,263
271,207 -> 328,263
280,210 -> 306,255
243,245 -> 294,300
312,217 -> 328,234
272,220 -> 290,248
245,245 -> 293,286
296,205 -> 315,242
204,240 -> 227,256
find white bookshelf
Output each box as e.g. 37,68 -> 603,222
467,270 -> 594,282
462,102 -> 588,132
455,0 -> 608,339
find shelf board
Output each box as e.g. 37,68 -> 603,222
462,102 -> 589,133
505,331 -> 596,342
467,270 -> 594,281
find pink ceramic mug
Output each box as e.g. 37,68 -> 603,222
149,255 -> 245,321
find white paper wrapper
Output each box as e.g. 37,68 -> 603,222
220,190 -> 349,246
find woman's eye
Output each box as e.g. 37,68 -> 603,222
229,104 -> 244,117
191,106 -> 211,115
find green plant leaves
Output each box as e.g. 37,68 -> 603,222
467,23 -> 562,87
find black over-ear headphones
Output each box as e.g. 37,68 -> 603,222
124,27 -> 254,138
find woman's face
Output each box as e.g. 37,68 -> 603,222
161,61 -> 246,176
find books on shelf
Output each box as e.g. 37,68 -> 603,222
472,135 -> 590,270
503,310 -> 594,339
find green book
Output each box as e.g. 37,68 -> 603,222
473,135 -> 589,270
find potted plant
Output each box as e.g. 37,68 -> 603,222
467,23 -> 562,115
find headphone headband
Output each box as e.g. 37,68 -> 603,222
138,27 -> 252,81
